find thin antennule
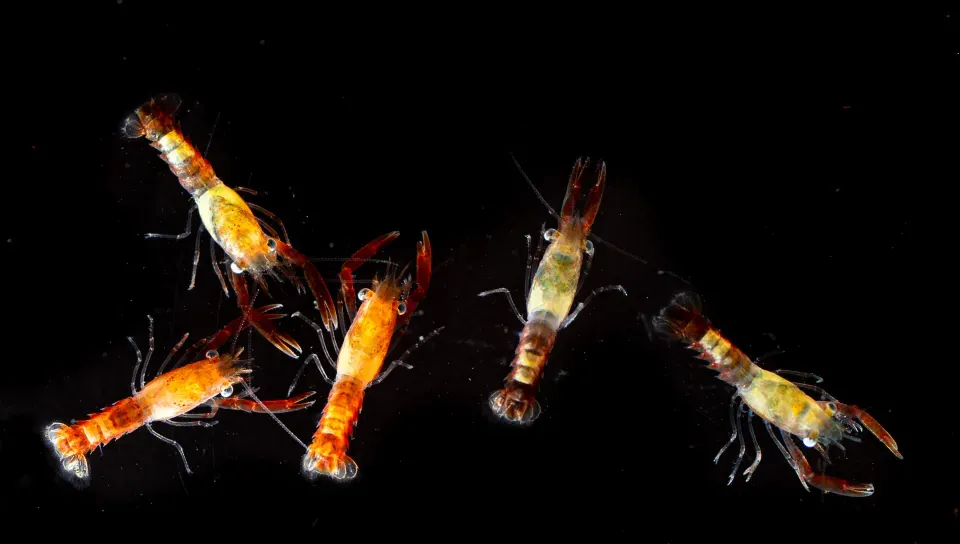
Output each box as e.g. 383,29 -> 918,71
307,257 -> 397,266
589,232 -> 648,264
509,152 -> 561,221
239,381 -> 308,450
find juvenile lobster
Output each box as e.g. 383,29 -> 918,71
46,312 -> 315,482
653,292 -> 903,497
479,158 -> 628,423
291,231 -> 440,480
122,94 -> 338,359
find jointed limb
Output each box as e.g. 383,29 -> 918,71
146,423 -> 192,474
188,228 -> 205,290
145,203 -> 198,240
560,285 -> 628,329
367,327 -> 444,389
478,288 -> 525,325
288,354 -> 335,396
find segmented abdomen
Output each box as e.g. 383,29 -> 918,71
152,129 -> 221,196
694,328 -> 760,389
303,375 -> 364,476
56,397 -> 147,457
489,318 -> 557,423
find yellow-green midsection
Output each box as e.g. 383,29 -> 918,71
196,184 -> 260,252
739,369 -> 831,437
526,249 -> 581,322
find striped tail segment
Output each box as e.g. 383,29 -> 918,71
654,292 -> 759,388
121,93 -> 219,196
301,375 -> 364,481
45,397 -> 147,480
489,319 -> 557,424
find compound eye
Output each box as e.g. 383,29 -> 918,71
544,228 -> 558,242
358,288 -> 372,301
220,384 -> 234,398
230,262 -> 245,274
267,238 -> 277,252
206,350 -> 218,359
397,302 -> 407,315
802,437 -> 817,448
584,240 -> 595,256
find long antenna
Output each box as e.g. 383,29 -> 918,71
509,152 -> 561,221
240,381 -> 308,450
589,232 -> 648,264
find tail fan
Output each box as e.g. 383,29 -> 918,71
652,291 -> 711,344
121,93 -> 182,140
489,382 -> 542,425
44,422 -> 91,486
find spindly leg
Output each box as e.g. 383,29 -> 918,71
274,240 -> 339,332
161,419 -> 218,428
247,201 -> 291,244
574,242 -> 595,296
764,420 -> 810,492
742,411 -> 762,481
146,423 -> 192,474
774,369 -> 824,384
178,404 -> 219,419
726,402 -> 748,485
214,391 -> 317,414
153,332 -> 190,380
127,315 -> 155,395
780,430 -> 876,497
478,288 -> 525,324
230,271 -> 302,358
524,222 -> 547,300
145,203 -> 197,240
560,285 -> 628,330
339,231 -> 401,319
822,402 -> 903,459
210,238 -> 230,296
288,354 -> 335,397
793,382 -> 839,402
291,312 -> 339,388
187,227 -> 205,290
713,393 -> 746,485
367,326 -> 445,389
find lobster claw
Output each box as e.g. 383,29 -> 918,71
826,402 -> 903,460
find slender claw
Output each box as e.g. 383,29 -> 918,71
833,403 -> 903,460
338,231 -> 401,318
781,429 -> 877,497
856,411 -> 902,460
217,391 -> 317,413
274,241 -> 339,331
395,230 -> 433,333
806,475 -> 875,497
202,303 -> 288,353
242,304 -> 302,359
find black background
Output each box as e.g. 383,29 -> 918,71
2,4 -> 957,540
